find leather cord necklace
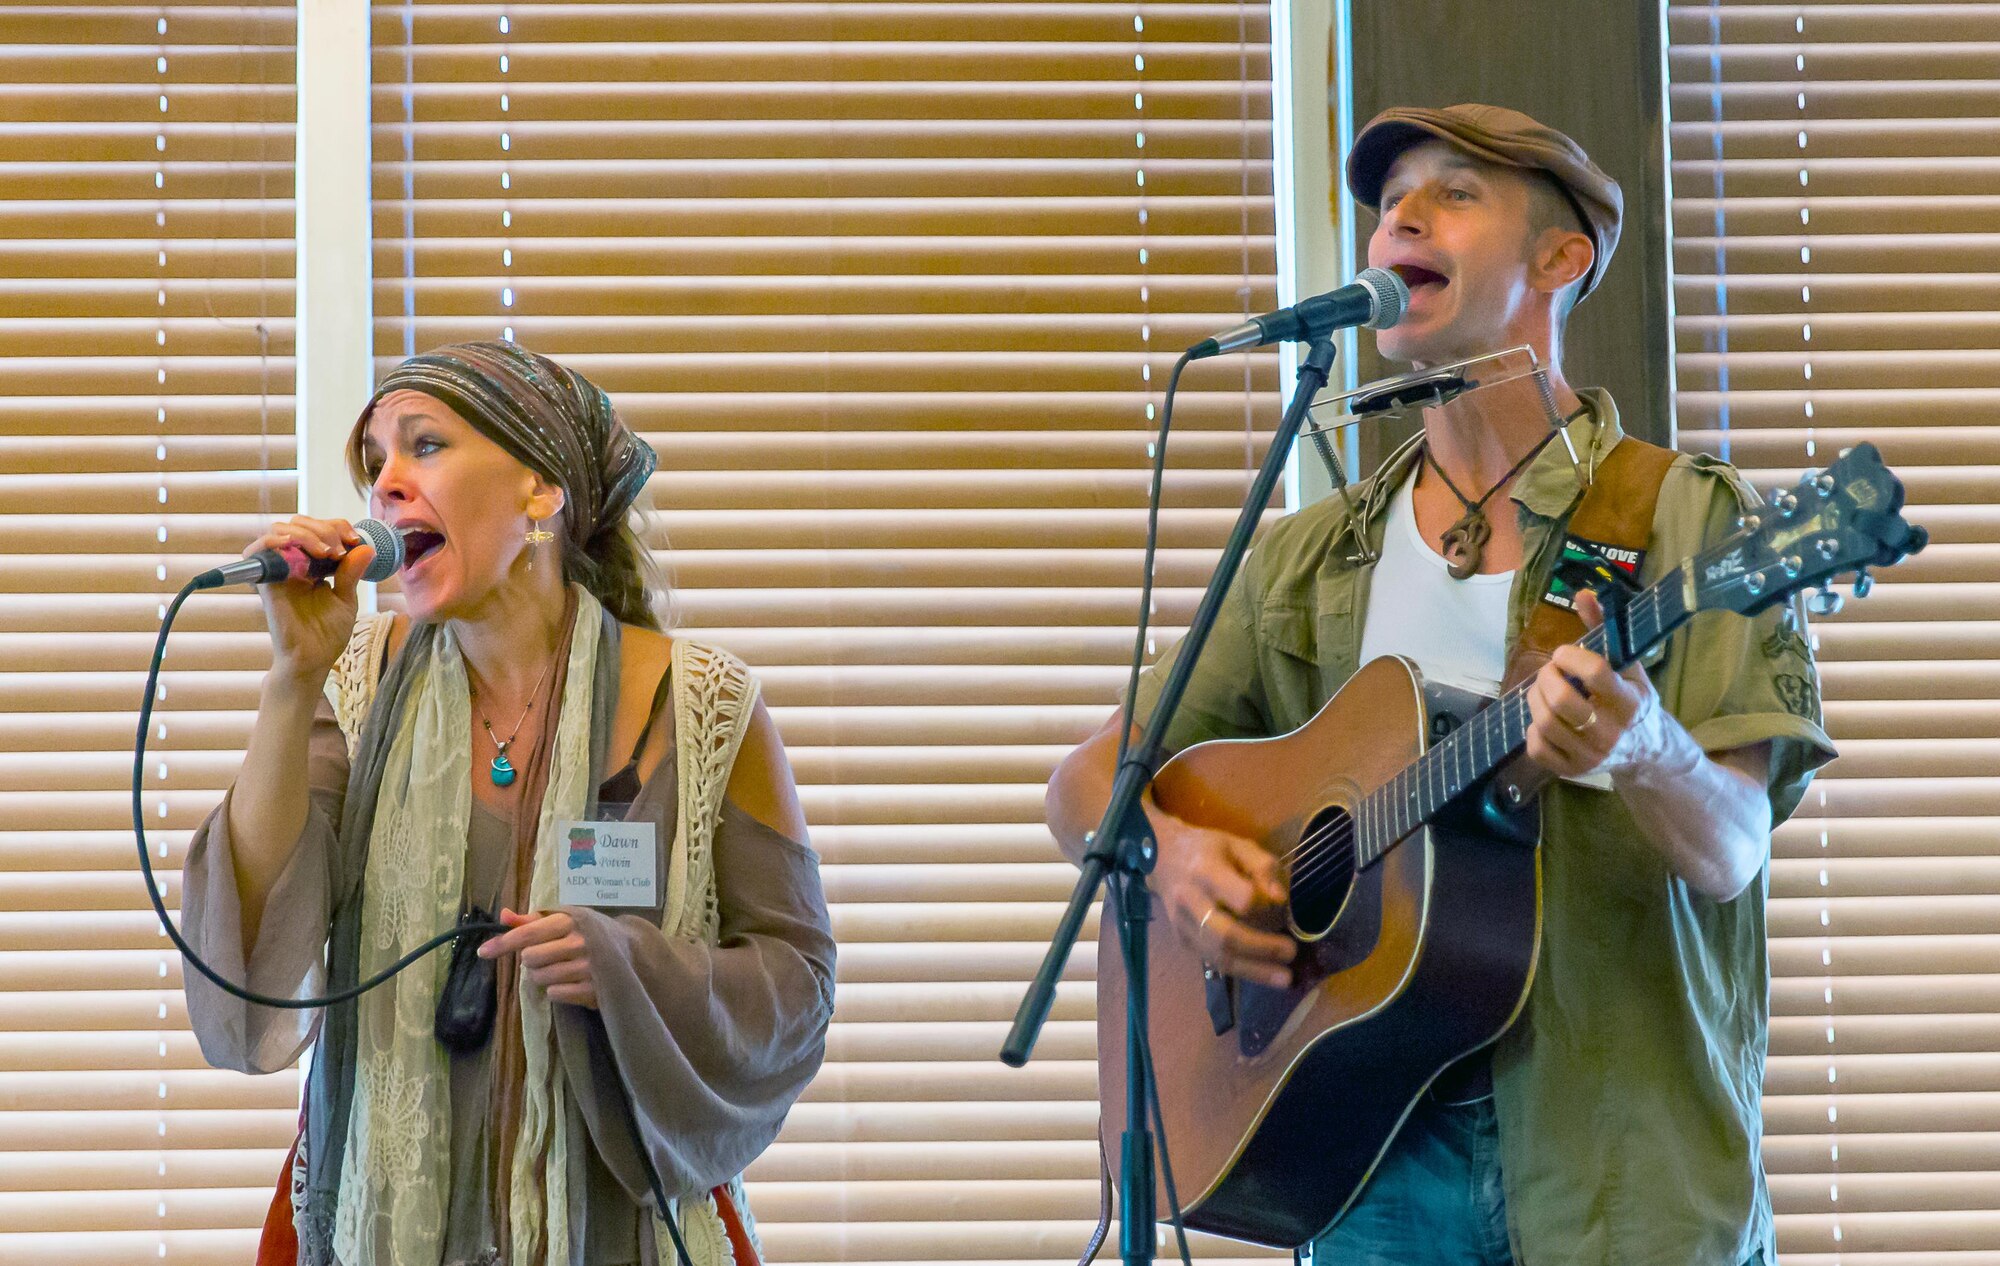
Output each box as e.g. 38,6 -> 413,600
1423,403 -> 1589,580
472,652 -> 557,788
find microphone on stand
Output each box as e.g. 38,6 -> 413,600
191,517 -> 406,590
1189,267 -> 1410,359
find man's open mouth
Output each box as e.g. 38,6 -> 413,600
1392,264 -> 1449,295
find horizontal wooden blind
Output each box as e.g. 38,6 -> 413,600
1669,2 -> 2000,1260
0,2 -> 298,1262
372,0 -> 1282,1260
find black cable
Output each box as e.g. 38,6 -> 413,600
1106,350 -> 1199,1262
135,578 -> 504,1010
144,577 -> 697,1261
616,1079 -> 699,1266
1116,349 -> 1194,770
1076,1139 -> 1113,1266
1118,872 -> 1194,1266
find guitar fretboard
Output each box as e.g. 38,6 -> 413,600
1353,570 -> 1693,866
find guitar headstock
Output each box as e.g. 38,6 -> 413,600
1691,442 -> 1927,618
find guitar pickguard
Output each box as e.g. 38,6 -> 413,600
1237,862 -> 1384,1058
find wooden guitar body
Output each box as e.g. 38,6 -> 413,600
1096,656 -> 1543,1247
1091,441 -> 1928,1247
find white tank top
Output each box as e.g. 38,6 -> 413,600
1356,469 -> 1512,697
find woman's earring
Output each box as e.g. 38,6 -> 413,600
525,517 -> 555,569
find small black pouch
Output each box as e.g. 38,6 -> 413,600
434,903 -> 500,1053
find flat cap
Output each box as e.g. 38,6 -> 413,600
1345,103 -> 1623,299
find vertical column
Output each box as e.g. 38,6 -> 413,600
1346,0 -> 1673,453
296,0 -> 374,521
1272,0 -> 1354,509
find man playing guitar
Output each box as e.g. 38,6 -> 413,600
1047,105 -> 1836,1265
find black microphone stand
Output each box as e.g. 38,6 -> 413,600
1002,339 -> 1341,1266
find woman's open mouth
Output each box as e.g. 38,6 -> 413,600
400,529 -> 445,572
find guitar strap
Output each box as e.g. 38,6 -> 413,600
1502,435 -> 1679,691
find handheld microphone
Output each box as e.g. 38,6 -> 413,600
1189,267 -> 1409,359
192,517 -> 405,591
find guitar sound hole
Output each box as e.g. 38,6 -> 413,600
1287,805 -> 1358,941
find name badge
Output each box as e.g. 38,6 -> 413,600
556,819 -> 659,908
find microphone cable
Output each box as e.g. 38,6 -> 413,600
1114,348 -> 1193,772
133,577 -> 503,1011
1094,347 -> 1197,1266
134,577 -> 699,1266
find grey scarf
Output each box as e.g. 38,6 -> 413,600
297,611 -> 623,1264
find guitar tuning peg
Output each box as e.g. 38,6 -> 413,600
1769,489 -> 1800,517
1852,569 -> 1874,600
1806,587 -> 1844,617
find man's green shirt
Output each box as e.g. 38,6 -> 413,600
1131,390 -> 1836,1266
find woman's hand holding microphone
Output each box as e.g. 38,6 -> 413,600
224,516 -> 386,942
248,516 -> 380,684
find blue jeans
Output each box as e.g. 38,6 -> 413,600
1305,1093 -> 1513,1266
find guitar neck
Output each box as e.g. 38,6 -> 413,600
1354,565 -> 1695,867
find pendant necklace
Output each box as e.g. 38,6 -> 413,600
473,653 -> 558,788
1423,403 -> 1589,580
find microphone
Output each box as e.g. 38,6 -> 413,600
192,517 -> 406,591
1189,267 -> 1410,359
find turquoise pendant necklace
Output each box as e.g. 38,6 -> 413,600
473,654 -> 557,789
485,734 -> 520,787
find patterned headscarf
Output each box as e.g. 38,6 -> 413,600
348,340 -> 657,550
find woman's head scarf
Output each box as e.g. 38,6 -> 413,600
348,340 -> 656,550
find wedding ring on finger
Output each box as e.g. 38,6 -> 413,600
1198,904 -> 1220,938
1566,708 -> 1597,734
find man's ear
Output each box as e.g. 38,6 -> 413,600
1534,227 -> 1595,298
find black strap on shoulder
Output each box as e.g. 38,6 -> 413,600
609,664 -> 675,780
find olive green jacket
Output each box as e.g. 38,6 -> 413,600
1132,390 -> 1835,1266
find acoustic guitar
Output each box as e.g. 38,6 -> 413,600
1097,442 -> 1927,1247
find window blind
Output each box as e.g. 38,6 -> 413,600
0,3 -> 298,1263
1669,2 -> 2000,1260
372,1 -> 1281,1260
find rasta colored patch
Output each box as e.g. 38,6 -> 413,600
1542,533 -> 1645,612
1774,673 -> 1818,719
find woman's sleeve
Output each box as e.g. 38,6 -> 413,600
179,695 -> 351,1074
558,800 -> 836,1200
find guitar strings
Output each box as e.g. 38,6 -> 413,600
1280,583 -> 1670,891
1272,522 -> 1781,894
1280,633 -> 1608,890
1271,582 -> 1674,895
